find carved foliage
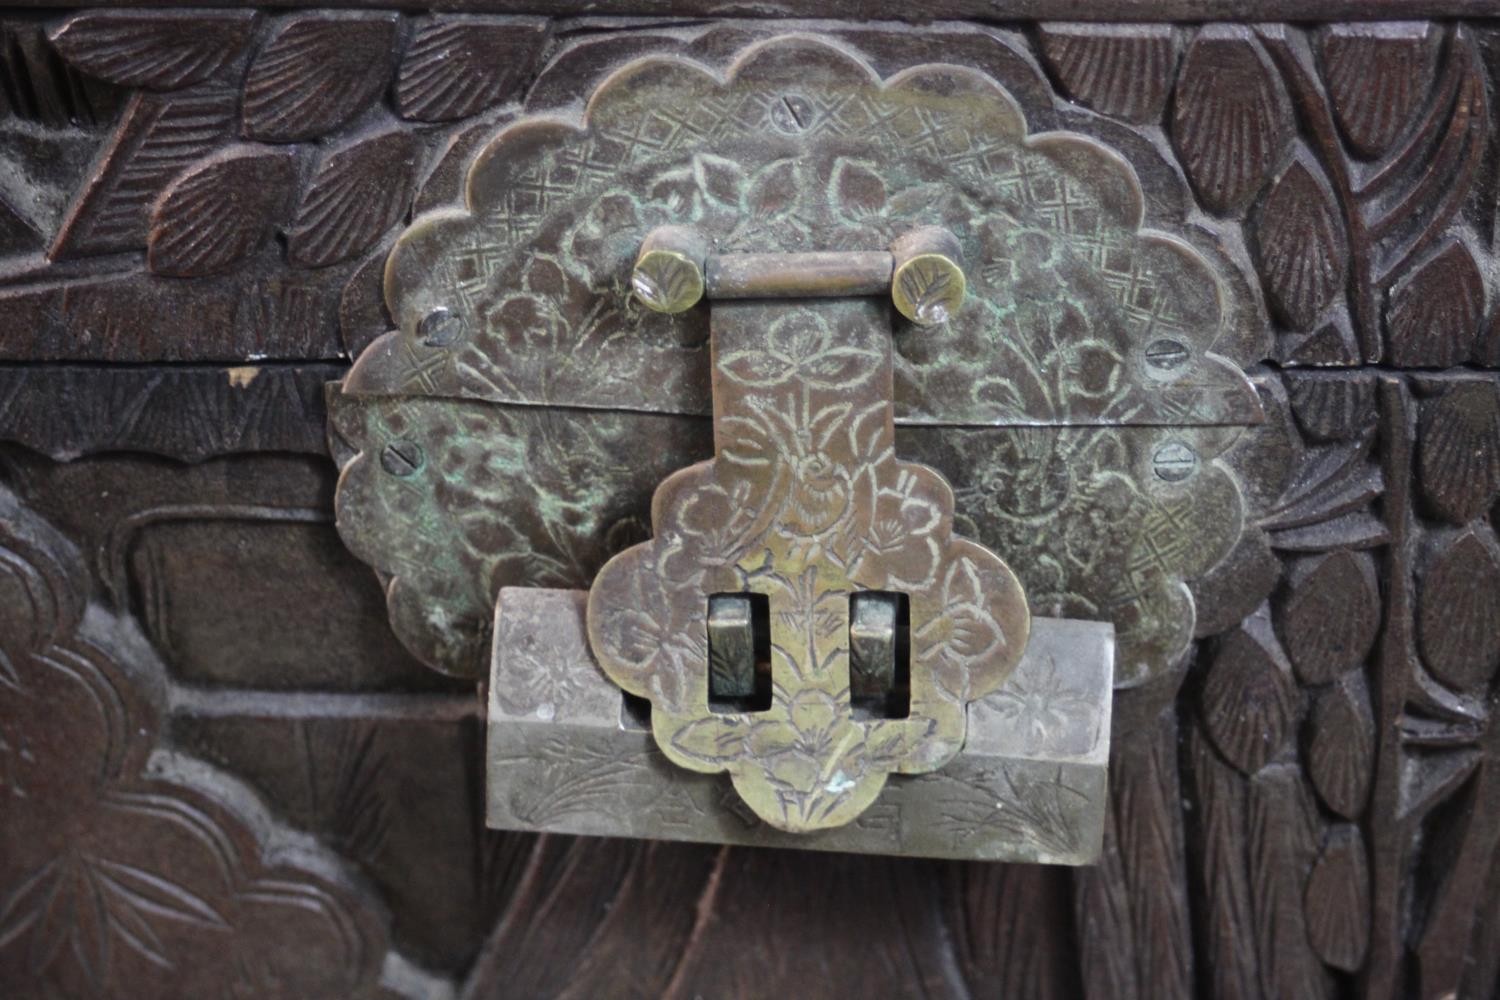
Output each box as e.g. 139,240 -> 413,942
1171,26 -> 1293,215
1251,155 -> 1347,332
396,16 -> 549,122
1319,23 -> 1438,160
242,13 -> 399,142
1274,549 -> 1379,685
0,488 -> 388,998
1037,25 -> 1176,124
1417,380 -> 1500,525
49,89 -> 239,259
1200,612 -> 1296,775
289,129 -> 420,268
1417,527 -> 1500,693
146,144 -> 297,277
1386,241 -> 1486,368
1306,673 -> 1374,819
1304,825 -> 1371,972
48,11 -> 256,90
1287,374 -> 1376,443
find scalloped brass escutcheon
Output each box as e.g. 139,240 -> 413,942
327,32 -> 1276,861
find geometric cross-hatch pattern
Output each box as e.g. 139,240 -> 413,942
344,38 -> 1262,432
587,299 -> 1031,831
330,36 -> 1264,692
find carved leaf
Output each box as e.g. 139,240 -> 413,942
1282,322 -> 1360,368
0,486 -> 390,997
1268,512 -> 1388,553
241,14 -> 398,142
147,145 -> 296,277
1074,719 -> 1194,998
952,863 -> 1078,998
49,90 -> 238,258
1286,374 -> 1376,443
1304,825 -> 1370,971
396,16 -> 548,122
1250,766 -> 1337,999
1320,23 -> 1438,160
1261,433 -> 1386,552
1386,241 -> 1485,367
1171,26 -> 1293,214
1201,615 -> 1296,775
1038,25 -> 1177,124
1252,156 -> 1347,331
1187,722 -> 1261,998
1418,527 -> 1500,692
1306,674 -> 1374,819
0,19 -> 119,129
1359,34 -> 1487,291
48,11 -> 256,90
1275,550 -> 1379,685
1418,381 -> 1500,524
289,130 -> 419,268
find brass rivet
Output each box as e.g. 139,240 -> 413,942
632,226 -> 708,314
890,227 -> 966,327
892,254 -> 966,326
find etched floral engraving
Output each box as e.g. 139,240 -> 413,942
586,299 -> 1030,833
332,35 -> 1263,691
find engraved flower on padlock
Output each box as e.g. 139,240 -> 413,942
849,468 -> 947,590
717,312 -> 881,390
588,299 -> 1031,833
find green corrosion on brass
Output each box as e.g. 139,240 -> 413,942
334,34 -> 1267,704
631,226 -> 707,314
587,297 -> 1030,833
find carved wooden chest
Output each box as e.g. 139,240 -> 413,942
2,4 -> 1498,998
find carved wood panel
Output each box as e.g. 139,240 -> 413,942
1,9 -> 1498,1000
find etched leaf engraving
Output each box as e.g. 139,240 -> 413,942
334,36 -> 1263,685
588,299 -> 1030,833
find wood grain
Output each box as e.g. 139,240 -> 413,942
1,12 -> 1499,1000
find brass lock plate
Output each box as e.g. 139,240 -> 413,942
325,33 -> 1267,861
587,273 -> 1031,830
328,35 -> 1262,697
489,588 -> 1111,864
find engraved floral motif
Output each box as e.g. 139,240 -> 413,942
333,35 -> 1263,693
349,38 -> 1258,431
588,299 -> 1031,833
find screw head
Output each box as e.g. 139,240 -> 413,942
1152,440 -> 1198,482
770,94 -> 813,134
381,440 -> 424,477
419,307 -> 464,347
1144,338 -> 1189,374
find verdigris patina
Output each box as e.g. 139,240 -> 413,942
328,37 -> 1264,699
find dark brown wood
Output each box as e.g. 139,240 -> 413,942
8,1 -> 1500,20
2,10 -> 1499,1000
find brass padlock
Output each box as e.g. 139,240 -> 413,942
328,34 -> 1266,863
